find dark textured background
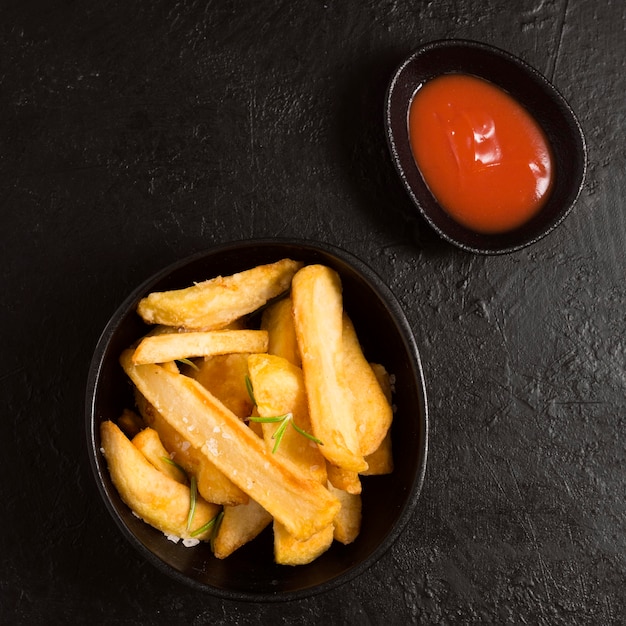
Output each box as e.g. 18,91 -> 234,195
1,1 -> 624,624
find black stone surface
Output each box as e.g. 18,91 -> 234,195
1,1 -> 624,624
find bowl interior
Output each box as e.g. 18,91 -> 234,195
385,39 -> 587,254
86,239 -> 428,601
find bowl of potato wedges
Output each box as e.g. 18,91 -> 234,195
86,238 -> 428,600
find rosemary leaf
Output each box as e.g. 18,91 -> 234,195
245,375 -> 256,405
248,413 -> 291,424
160,455 -> 188,478
210,510 -> 225,553
177,357 -> 200,372
271,416 -> 291,454
190,512 -> 219,538
291,421 -> 324,446
248,411 -> 323,453
186,475 -> 197,531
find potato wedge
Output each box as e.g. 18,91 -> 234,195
326,462 -> 361,495
327,481 -> 362,545
247,353 -> 327,484
342,315 -> 393,457
361,430 -> 394,475
371,362 -> 393,403
190,353 -> 254,419
261,297 -> 301,367
212,499 -> 272,559
160,360 -> 180,374
132,329 -> 268,365
361,362 -> 394,475
100,421 -> 219,541
273,521 -> 334,566
291,265 -> 367,473
121,350 -> 340,541
132,427 -> 187,484
135,391 -> 248,506
136,259 -> 303,330
247,353 -> 333,563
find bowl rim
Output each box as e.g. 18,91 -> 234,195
85,237 -> 429,601
385,38 -> 587,255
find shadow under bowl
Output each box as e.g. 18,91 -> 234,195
385,39 -> 587,254
85,238 -> 428,601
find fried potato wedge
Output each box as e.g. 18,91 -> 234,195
100,421 -> 219,540
248,353 -> 332,563
342,315 -> 393,457
327,481 -> 362,545
273,521 -> 334,566
132,427 -> 187,484
247,353 -> 327,484
291,265 -> 367,473
212,499 -> 272,559
190,353 -> 254,419
160,360 -> 180,374
136,259 -> 303,330
361,362 -> 394,475
371,362 -> 393,403
121,350 -> 340,541
261,296 -> 301,367
326,463 -> 361,495
135,392 -> 248,506
362,431 -> 394,475
132,329 -> 268,365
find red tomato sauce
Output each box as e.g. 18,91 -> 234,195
408,73 -> 554,234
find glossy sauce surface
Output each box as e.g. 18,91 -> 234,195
408,73 -> 554,234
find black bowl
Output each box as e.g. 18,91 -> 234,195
385,39 -> 587,254
85,239 -> 428,601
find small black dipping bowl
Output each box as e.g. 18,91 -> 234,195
86,239 -> 428,601
385,39 -> 587,254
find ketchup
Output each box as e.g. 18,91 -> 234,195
408,73 -> 554,234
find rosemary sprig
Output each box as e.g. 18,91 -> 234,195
291,420 -> 324,445
245,377 -> 323,452
160,456 -> 188,478
186,475 -> 198,531
244,374 -> 256,405
177,357 -> 200,372
159,456 -> 215,541
190,510 -> 221,538
248,412 -> 323,454
209,510 -> 225,552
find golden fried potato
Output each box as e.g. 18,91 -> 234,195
160,360 -> 180,374
342,315 -> 393,457
132,329 -> 268,365
361,362 -> 394,475
212,499 -> 272,559
132,427 -> 187,484
190,353 -> 254,419
261,296 -> 301,367
121,351 -> 340,542
100,420 -> 219,540
247,352 -> 334,563
361,431 -> 394,475
135,391 -> 248,506
327,481 -> 362,545
247,353 -> 327,484
370,362 -> 393,402
136,259 -> 303,330
291,265 -> 367,473
326,462 -> 361,495
273,521 -> 334,566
